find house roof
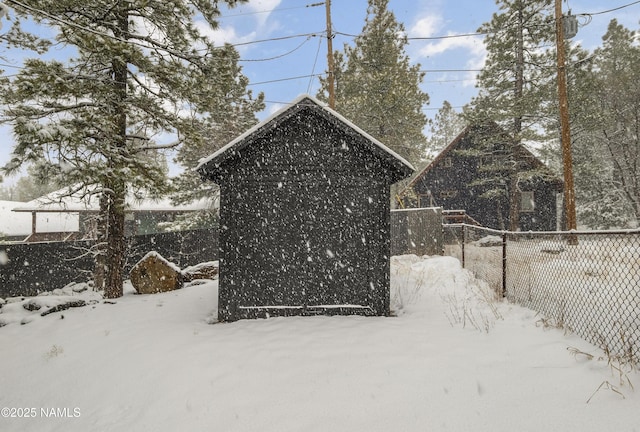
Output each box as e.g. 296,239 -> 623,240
0,200 -> 79,236
11,186 -> 217,213
0,200 -> 33,236
402,122 -> 563,196
196,94 -> 415,180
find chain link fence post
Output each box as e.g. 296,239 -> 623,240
502,231 -> 507,298
461,224 -> 466,268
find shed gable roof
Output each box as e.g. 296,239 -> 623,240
197,94 -> 414,182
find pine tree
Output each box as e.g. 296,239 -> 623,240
0,0 -> 251,298
0,2 -> 50,185
169,44 -> 264,230
317,0 -> 429,167
466,0 -> 555,230
538,33 -> 624,229
0,163 -> 60,201
472,0 -> 554,136
537,19 -> 640,229
0,2 -> 49,57
585,20 -> 640,226
428,101 -> 465,157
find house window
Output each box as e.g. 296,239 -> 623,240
440,190 -> 458,199
418,193 -> 433,207
480,154 -> 507,169
480,155 -> 493,166
520,191 -> 535,212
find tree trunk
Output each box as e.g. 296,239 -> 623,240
509,4 -> 525,232
103,5 -> 129,299
103,181 -> 126,299
496,199 -> 506,231
93,195 -> 108,291
508,168 -> 520,231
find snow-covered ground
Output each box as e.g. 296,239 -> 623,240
0,255 -> 638,432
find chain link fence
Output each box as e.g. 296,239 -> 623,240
445,224 -> 640,363
391,207 -> 443,256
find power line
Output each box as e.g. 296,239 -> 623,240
422,105 -> 465,111
408,33 -> 488,41
421,68 -> 482,73
260,98 -> 466,113
6,0 -> 636,54
307,35 -> 324,94
3,1 -> 633,103
215,0 -> 640,49
246,74 -> 323,86
424,78 -> 477,83
227,1 -> 640,47
5,0 -> 201,60
0,61 -> 21,69
0,1 -> 483,75
334,30 -> 488,40
216,2 -> 324,19
239,35 -> 316,62
246,67 -> 483,88
577,0 -> 640,16
313,2 -> 640,43
231,32 -> 324,47
4,0 -> 323,56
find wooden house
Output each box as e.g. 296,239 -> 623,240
197,95 -> 414,321
402,123 -> 563,231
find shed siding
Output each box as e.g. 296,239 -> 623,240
213,109 -> 398,321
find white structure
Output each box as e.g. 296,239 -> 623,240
0,200 -> 32,240
11,186 -> 217,242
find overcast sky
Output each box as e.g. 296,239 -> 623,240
0,0 -> 638,185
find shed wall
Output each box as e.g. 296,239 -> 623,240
215,113 -> 394,321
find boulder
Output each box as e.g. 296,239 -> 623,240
476,235 -> 503,247
182,261 -> 219,282
130,252 -> 183,294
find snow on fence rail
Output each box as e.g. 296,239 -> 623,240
445,224 -> 640,363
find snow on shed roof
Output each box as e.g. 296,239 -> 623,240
11,186 -> 217,213
196,94 -> 415,175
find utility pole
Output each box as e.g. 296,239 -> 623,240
509,6 -> 525,232
325,0 -> 336,109
554,0 -> 578,236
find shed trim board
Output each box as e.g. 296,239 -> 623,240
198,95 -> 413,321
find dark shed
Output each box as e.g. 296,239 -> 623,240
197,95 -> 414,321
